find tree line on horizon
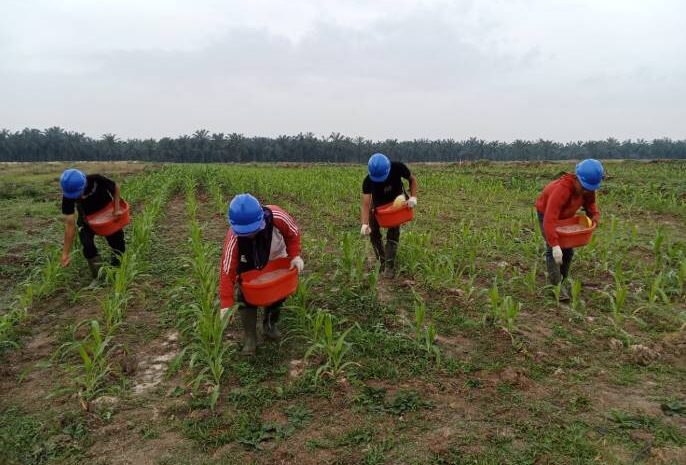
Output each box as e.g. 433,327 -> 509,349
2,127 -> 686,163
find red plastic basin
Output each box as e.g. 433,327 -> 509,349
374,202 -> 414,228
85,200 -> 131,236
555,215 -> 597,249
240,257 -> 298,307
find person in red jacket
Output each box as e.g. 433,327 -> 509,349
219,194 -> 304,356
535,159 -> 604,300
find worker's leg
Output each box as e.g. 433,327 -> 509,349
78,224 -> 102,280
384,226 -> 400,278
104,229 -> 126,266
369,214 -> 385,271
236,290 -> 258,356
538,213 -> 567,300
560,248 -> 574,280
263,300 -> 284,341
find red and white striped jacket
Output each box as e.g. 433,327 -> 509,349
219,205 -> 301,308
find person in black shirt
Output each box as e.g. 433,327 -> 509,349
360,153 -> 418,277
59,169 -> 126,282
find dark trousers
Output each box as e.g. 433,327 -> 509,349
236,289 -> 283,323
369,212 -> 400,267
79,223 -> 126,266
537,212 -> 573,281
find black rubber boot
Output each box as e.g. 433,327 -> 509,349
239,308 -> 258,356
263,307 -> 281,341
546,255 -> 562,286
384,241 -> 398,278
546,255 -> 569,301
86,256 -> 102,289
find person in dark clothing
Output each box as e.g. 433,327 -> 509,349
535,159 -> 604,300
360,153 -> 418,278
60,169 -> 125,283
219,193 -> 303,356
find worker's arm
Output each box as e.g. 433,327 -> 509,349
62,214 -> 76,266
361,194 -> 372,225
219,231 -> 239,310
542,187 -> 568,247
584,192 -> 600,224
409,174 -> 418,197
271,206 -> 301,258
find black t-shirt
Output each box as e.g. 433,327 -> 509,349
362,161 -> 412,206
61,174 -> 116,217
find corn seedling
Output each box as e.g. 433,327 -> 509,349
74,320 -> 113,401
486,279 -> 501,324
646,272 -> 669,305
337,232 -> 365,282
524,263 -> 538,297
569,279 -> 584,313
305,312 -> 358,384
411,293 -> 441,364
607,280 -> 628,326
182,177 -> 231,410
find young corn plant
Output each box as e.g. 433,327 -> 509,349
485,279 -> 501,325
73,320 -> 113,402
338,232 -> 366,282
183,177 -> 231,410
305,312 -> 358,385
646,272 -> 670,306
411,293 -> 441,364
607,279 -> 628,326
0,247 -> 66,350
569,278 -> 584,314
70,178 -> 173,400
524,263 -> 538,297
497,296 -> 522,335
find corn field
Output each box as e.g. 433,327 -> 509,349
1,160 -> 685,465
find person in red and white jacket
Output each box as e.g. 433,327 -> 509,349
535,159 -> 604,300
219,193 -> 303,356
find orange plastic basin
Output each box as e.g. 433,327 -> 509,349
240,257 -> 298,307
374,202 -> 414,228
85,200 -> 131,236
555,215 -> 596,249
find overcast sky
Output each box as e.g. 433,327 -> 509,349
1,0 -> 685,141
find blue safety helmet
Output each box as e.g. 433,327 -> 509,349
575,159 -> 605,191
228,193 -> 265,235
60,168 -> 87,199
368,153 -> 391,182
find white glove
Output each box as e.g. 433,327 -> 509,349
220,307 -> 230,318
552,246 -> 563,265
290,256 -> 304,273
406,196 -> 417,209
360,224 -> 371,236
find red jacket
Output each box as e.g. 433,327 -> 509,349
219,205 -> 301,308
535,174 -> 600,247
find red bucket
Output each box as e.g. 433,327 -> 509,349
555,215 -> 596,249
240,257 -> 298,307
374,202 -> 414,228
85,200 -> 131,236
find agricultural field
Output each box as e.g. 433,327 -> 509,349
1,160 -> 685,465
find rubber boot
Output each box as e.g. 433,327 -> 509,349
239,308 -> 258,356
546,256 -> 569,301
263,307 -> 281,341
86,256 -> 102,289
384,241 -> 398,278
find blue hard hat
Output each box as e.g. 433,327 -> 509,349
368,153 -> 391,182
60,169 -> 87,199
228,193 -> 265,235
575,159 -> 605,191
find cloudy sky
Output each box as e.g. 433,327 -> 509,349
1,0 -> 685,141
